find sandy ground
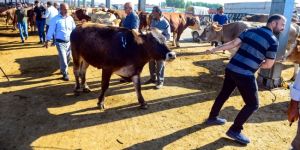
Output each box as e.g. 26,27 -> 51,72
0,22 -> 298,150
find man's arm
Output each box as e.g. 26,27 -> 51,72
45,17 -> 56,48
207,38 -> 242,54
43,8 -> 50,18
260,59 -> 275,69
288,70 -> 300,125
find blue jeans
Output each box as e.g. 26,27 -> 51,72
209,69 -> 259,132
55,41 -> 71,76
17,21 -> 28,41
36,20 -> 45,42
149,60 -> 165,84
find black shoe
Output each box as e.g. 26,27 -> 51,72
21,40 -> 24,43
62,74 -> 69,81
226,130 -> 250,144
144,79 -> 156,84
25,37 -> 28,40
38,41 -> 43,44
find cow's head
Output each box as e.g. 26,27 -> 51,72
75,9 -> 91,21
287,38 -> 300,64
199,22 -> 223,42
135,29 -> 176,61
187,16 -> 201,30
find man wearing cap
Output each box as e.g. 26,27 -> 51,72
144,6 -> 171,89
45,3 -> 76,81
15,3 -> 28,43
122,2 -> 139,30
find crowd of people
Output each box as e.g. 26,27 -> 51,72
11,1 -> 300,148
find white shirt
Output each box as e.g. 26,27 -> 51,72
43,6 -> 58,25
46,14 -> 76,42
291,70 -> 300,101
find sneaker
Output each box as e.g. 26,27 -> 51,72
155,82 -> 163,89
205,117 -> 227,125
62,74 -> 69,81
144,79 -> 156,85
226,129 -> 250,145
21,40 -> 24,43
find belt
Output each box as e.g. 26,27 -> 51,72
56,39 -> 69,43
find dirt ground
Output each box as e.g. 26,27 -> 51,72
0,22 -> 298,150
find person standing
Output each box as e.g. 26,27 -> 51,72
212,6 -> 229,48
43,1 -> 58,46
122,2 -> 139,30
34,0 -> 46,44
144,6 -> 171,89
205,14 -> 286,144
45,3 -> 76,81
288,69 -> 300,150
15,3 -> 28,43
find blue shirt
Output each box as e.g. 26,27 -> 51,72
122,12 -> 139,30
150,17 -> 171,41
226,27 -> 278,76
46,14 -> 76,42
291,70 -> 300,101
213,14 -> 228,25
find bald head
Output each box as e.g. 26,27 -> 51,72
60,3 -> 69,16
124,2 -> 133,15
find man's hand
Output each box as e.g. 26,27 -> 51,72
44,41 -> 49,48
288,100 -> 299,125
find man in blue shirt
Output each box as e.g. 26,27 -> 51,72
205,14 -> 286,145
212,7 -> 228,48
144,6 -> 171,89
122,2 -> 139,30
45,3 -> 76,81
213,7 -> 228,25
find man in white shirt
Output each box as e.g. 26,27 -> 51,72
43,1 -> 58,45
288,70 -> 300,150
45,3 -> 76,81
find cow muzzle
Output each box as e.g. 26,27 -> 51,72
166,52 -> 176,61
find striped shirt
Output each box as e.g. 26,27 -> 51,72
226,26 -> 279,76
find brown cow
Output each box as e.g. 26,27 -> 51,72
26,7 -> 36,32
287,38 -> 300,64
70,23 -> 176,109
74,9 -> 91,22
242,14 -> 269,22
162,12 -> 200,47
1,7 -> 16,30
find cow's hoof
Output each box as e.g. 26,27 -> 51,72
139,104 -> 148,109
97,103 -> 105,109
83,88 -> 91,93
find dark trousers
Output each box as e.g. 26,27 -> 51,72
36,20 -> 45,42
292,119 -> 300,150
209,70 -> 259,132
46,25 -> 55,43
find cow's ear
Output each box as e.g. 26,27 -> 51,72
132,29 -> 144,44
